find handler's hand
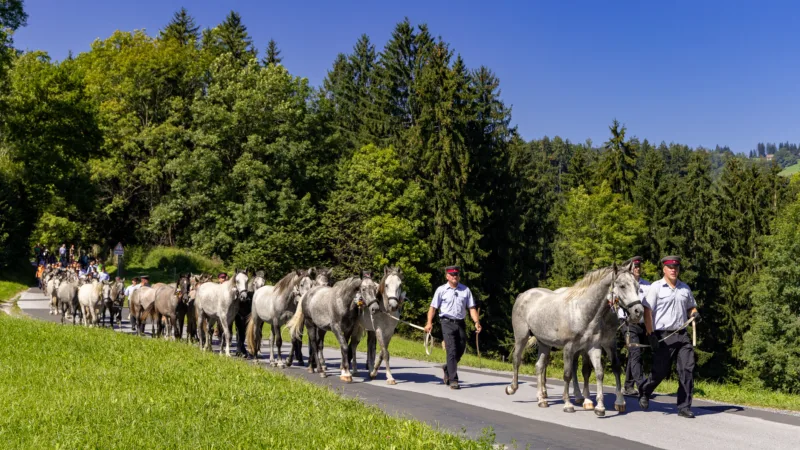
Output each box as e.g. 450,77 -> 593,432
648,333 -> 659,350
475,322 -> 482,333
424,322 -> 432,334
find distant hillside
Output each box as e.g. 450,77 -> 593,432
779,162 -> 800,177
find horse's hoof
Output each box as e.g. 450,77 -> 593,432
583,400 -> 595,410
386,379 -> 396,385
368,373 -> 377,380
564,406 -> 575,413
319,373 -> 327,378
574,397 -> 585,406
537,401 -> 549,408
278,363 -> 286,369
615,404 -> 626,413
595,408 -> 606,417
269,361 -> 277,367
307,367 -> 315,373
340,375 -> 352,383
505,386 -> 517,396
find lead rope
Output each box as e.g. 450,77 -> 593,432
380,312 -> 435,356
626,316 -> 697,348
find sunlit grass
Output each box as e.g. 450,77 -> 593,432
0,314 -> 493,449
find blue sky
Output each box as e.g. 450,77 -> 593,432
14,1 -> 800,153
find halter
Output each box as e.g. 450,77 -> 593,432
608,269 -> 642,315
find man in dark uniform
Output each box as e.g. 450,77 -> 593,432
423,266 -> 481,390
639,255 -> 701,418
618,256 -> 651,396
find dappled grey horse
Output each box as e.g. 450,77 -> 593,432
195,278 -> 240,356
56,271 -> 79,325
349,266 -> 405,384
245,269 -> 313,367
296,267 -> 332,369
287,277 -> 364,382
505,262 -> 643,416
101,279 -> 125,328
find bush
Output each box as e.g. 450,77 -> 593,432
142,246 -> 223,275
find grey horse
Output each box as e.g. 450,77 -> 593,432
56,271 -> 80,325
348,267 -> 406,384
154,282 -> 180,339
299,267 -> 332,369
505,262 -> 643,416
286,276 -> 364,382
195,278 -> 240,356
245,269 -> 313,367
101,279 -> 125,328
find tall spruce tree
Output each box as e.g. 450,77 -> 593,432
597,119 -> 637,200
262,39 -> 282,65
211,11 -> 256,63
159,7 -> 199,46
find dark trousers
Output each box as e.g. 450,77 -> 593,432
234,300 -> 252,356
640,329 -> 695,409
441,318 -> 467,382
624,323 -> 647,390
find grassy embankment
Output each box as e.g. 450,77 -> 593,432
0,313 -> 494,449
779,162 -> 800,177
0,264 -> 33,302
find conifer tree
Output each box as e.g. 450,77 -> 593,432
159,7 -> 199,47
597,119 -> 637,200
262,39 -> 282,65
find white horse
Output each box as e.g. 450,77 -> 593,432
349,267 -> 406,384
195,278 -> 240,356
505,262 -> 643,416
245,269 -> 313,367
78,280 -> 105,327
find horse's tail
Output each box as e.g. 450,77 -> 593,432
525,336 -> 538,349
245,314 -> 259,356
285,299 -> 305,341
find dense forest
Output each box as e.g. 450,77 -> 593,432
1,4 -> 799,393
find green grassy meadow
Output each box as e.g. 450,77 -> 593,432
0,314 -> 492,449
779,162 -> 800,176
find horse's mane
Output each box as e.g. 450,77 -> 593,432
563,266 -> 615,301
333,276 -> 362,298
378,266 -> 403,297
274,270 -> 304,296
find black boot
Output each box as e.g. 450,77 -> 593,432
639,395 -> 649,411
678,408 -> 695,418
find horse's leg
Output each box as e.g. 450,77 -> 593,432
220,314 -> 232,356
197,312 -> 207,351
331,324 -> 352,382
505,333 -> 530,395
377,329 -> 396,385
535,349 -> 550,407
175,308 -> 185,341
268,321 -> 277,367
348,329 -> 362,376
608,345 -> 625,413
588,347 -> 606,416
562,346 -> 576,413
306,325 -> 319,374
580,353 -> 593,410
318,330 -> 327,368
571,353 -> 582,404
366,331 -> 377,379
275,322 -> 286,368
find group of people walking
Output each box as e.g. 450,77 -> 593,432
34,243 -> 109,289
430,256 -> 700,418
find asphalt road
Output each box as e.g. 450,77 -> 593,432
15,288 -> 800,449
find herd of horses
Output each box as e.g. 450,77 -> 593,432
38,265 -> 408,385
38,260 -> 646,417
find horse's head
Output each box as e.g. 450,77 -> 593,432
315,267 -> 332,287
359,270 -> 380,314
295,269 -> 314,299
102,281 -> 113,304
612,262 -> 644,323
175,274 -> 191,305
112,279 -> 125,305
380,266 -> 405,313
234,270 -> 249,302
249,270 -> 266,293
